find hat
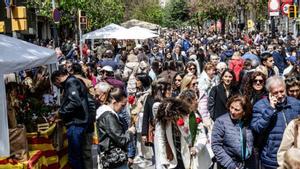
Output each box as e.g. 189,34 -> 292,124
127,54 -> 138,62
189,54 -> 197,61
101,65 -> 113,72
287,56 -> 297,64
134,44 -> 142,49
139,61 -> 148,70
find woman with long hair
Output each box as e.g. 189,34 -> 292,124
185,61 -> 198,76
212,95 -> 255,169
172,72 -> 185,97
97,88 -> 136,169
180,74 -> 198,93
243,71 -> 267,104
154,98 -> 190,169
208,69 -> 239,121
141,80 -> 172,145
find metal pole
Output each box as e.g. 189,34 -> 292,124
271,16 -> 276,38
51,0 -> 58,48
78,10 -> 83,61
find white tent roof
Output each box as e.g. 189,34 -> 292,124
0,35 -> 56,74
82,23 -> 127,40
0,35 -> 56,156
110,27 -> 158,40
121,19 -> 160,30
129,26 -> 157,34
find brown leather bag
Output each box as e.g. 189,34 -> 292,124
9,125 -> 29,161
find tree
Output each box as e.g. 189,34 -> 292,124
164,0 -> 190,28
130,0 -> 164,26
86,0 -> 125,30
26,0 -> 125,33
188,0 -> 237,34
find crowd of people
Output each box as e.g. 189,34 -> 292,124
48,29 -> 300,169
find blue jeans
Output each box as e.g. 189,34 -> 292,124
67,125 -> 85,169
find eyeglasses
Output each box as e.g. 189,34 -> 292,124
253,79 -> 264,84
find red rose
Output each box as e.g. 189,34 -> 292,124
128,95 -> 135,105
17,95 -> 25,100
196,117 -> 202,124
177,118 -> 185,126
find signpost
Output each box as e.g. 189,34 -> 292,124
52,8 -> 61,23
268,0 -> 280,16
268,0 -> 280,38
282,3 -> 291,16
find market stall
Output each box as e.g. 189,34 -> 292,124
82,23 -> 127,40
121,19 -> 161,30
0,35 -> 68,169
109,26 -> 158,40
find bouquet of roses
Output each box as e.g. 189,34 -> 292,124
176,112 -> 202,146
176,115 -> 193,146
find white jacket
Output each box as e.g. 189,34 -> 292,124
154,115 -> 212,169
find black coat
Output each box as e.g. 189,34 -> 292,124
208,83 -> 239,121
59,76 -> 89,126
97,111 -> 132,152
141,96 -> 155,136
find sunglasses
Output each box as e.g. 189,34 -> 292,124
285,77 -> 299,83
191,82 -> 198,87
188,67 -> 196,70
253,79 -> 264,84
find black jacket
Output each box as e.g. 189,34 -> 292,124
59,76 -> 89,126
97,110 -> 133,152
208,83 -> 239,121
141,96 -> 155,136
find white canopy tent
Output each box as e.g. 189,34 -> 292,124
121,19 -> 161,30
110,27 -> 158,40
82,23 -> 127,40
0,34 -> 56,156
129,26 -> 157,34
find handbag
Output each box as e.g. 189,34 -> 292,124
9,125 -> 29,161
145,122 -> 154,146
100,147 -> 127,168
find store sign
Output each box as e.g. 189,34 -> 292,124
268,0 -> 280,16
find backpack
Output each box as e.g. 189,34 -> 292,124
229,58 -> 244,82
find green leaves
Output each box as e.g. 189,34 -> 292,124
26,0 -> 124,31
163,0 -> 190,28
130,1 -> 164,26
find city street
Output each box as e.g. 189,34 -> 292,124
1,0 -> 300,169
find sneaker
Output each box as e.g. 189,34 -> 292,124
133,156 -> 144,164
138,160 -> 152,168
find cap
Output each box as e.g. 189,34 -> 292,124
101,65 -> 113,72
287,56 -> 297,64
